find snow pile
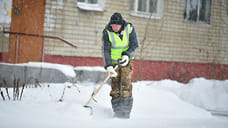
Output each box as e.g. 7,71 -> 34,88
178,78 -> 228,112
24,62 -> 76,77
134,78 -> 228,113
74,66 -> 107,83
75,66 -> 106,72
3,62 -> 76,78
0,62 -> 77,86
1,79 -> 228,128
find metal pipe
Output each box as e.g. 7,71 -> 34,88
3,31 -> 77,63
15,34 -> 18,64
3,31 -> 77,48
41,38 -> 45,62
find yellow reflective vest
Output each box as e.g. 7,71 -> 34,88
106,24 -> 130,64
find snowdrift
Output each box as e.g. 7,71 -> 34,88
0,63 -> 228,128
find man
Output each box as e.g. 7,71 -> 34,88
102,12 -> 139,118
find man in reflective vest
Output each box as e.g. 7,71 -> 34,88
102,12 -> 139,118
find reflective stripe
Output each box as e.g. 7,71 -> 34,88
112,60 -> 118,63
110,32 -> 116,48
126,25 -> 129,41
109,25 -> 129,49
111,45 -> 129,49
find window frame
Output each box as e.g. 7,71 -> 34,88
130,0 -> 163,19
77,0 -> 105,12
184,0 -> 212,25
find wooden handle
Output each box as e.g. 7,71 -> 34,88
84,65 -> 118,107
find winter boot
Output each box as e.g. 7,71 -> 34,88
111,97 -> 133,119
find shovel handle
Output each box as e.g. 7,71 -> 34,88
83,65 -> 118,107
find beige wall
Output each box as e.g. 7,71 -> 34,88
0,25 -> 10,53
43,0 -> 228,64
0,32 -> 9,53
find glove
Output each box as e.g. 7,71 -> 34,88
107,66 -> 117,77
120,55 -> 129,66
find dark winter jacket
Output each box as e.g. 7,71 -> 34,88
102,20 -> 139,69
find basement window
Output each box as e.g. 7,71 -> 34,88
77,0 -> 105,12
130,0 -> 163,19
184,0 -> 212,24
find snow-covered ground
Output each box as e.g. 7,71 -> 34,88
0,64 -> 228,128
1,79 -> 228,128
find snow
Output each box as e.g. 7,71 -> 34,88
178,78 -> 228,112
75,66 -> 106,72
1,62 -> 76,77
23,62 -> 76,78
1,65 -> 228,128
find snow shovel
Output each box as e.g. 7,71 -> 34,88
83,65 -> 118,115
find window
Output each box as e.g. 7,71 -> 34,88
78,0 -> 98,4
184,0 -> 212,24
130,0 -> 163,19
137,0 -> 157,13
77,0 -> 105,12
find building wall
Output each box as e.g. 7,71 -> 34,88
0,25 -> 9,62
0,30 -> 9,53
43,0 -> 228,65
44,54 -> 228,83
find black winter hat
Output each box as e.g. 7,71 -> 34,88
110,12 -> 123,25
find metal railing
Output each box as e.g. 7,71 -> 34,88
3,31 -> 77,63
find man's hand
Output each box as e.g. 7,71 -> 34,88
107,66 -> 117,77
120,55 -> 129,66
